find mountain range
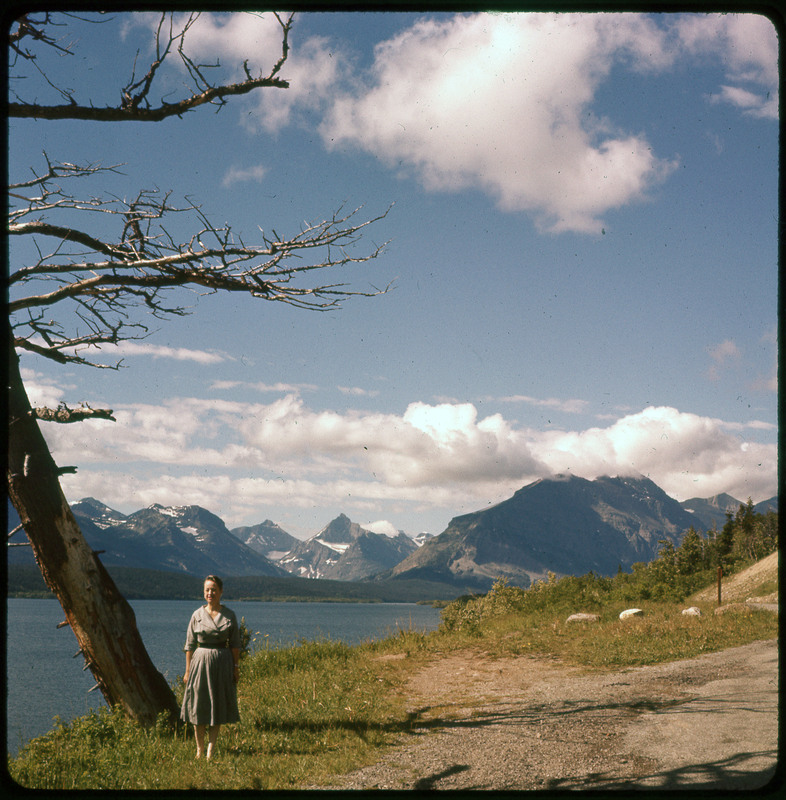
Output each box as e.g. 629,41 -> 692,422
386,474 -> 709,591
8,498 -> 287,578
384,476 -> 777,591
6,475 -> 776,593
270,513 -> 420,581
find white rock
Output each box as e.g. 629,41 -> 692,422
681,606 -> 702,616
619,608 -> 644,620
566,613 -> 600,624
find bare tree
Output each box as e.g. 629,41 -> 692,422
6,11 -> 389,727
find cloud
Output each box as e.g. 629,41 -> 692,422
19,368 -> 72,408
106,342 -> 227,364
709,339 -> 741,362
210,379 -> 317,394
318,13 -> 683,233
751,326 -> 778,393
166,11 -> 341,132
338,385 -> 381,397
362,520 -> 400,537
222,164 -> 267,187
498,394 -> 590,414
530,406 -> 776,502
43,389 -> 776,531
167,12 -> 287,73
675,12 -> 778,119
135,11 -> 776,231
706,338 -> 741,381
166,11 -> 776,230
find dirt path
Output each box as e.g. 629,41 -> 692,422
312,639 -> 779,791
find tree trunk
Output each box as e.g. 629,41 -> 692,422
6,322 -> 180,727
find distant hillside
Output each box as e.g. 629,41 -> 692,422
690,550 -> 779,605
680,493 -> 743,530
755,496 -> 779,515
7,564 -> 463,604
388,474 -> 700,591
680,494 -> 778,531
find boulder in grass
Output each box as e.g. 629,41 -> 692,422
566,613 -> 600,624
681,606 -> 702,616
619,608 -> 644,620
714,603 -> 753,616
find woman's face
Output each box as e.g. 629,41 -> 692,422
204,580 -> 222,605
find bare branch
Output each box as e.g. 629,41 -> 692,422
33,403 -> 116,423
9,220 -> 137,260
9,13 -> 76,62
9,159 -> 392,367
8,12 -> 293,122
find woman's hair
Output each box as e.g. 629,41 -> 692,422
204,575 -> 223,590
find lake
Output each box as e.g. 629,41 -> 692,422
6,598 -> 443,757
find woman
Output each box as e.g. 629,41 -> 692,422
180,575 -> 241,759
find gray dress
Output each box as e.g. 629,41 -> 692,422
180,605 -> 241,726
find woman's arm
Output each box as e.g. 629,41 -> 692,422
231,648 -> 240,683
184,650 -> 192,680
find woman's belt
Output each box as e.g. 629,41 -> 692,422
197,643 -> 227,649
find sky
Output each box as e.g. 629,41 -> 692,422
7,10 -> 779,540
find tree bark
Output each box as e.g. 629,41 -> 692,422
6,320 -> 180,727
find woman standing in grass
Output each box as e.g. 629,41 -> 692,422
181,575 -> 241,759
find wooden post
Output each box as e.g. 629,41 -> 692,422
717,565 -> 723,606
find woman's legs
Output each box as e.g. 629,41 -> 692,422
206,725 -> 221,759
194,724 -> 206,759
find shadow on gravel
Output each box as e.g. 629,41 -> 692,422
406,686 -> 774,732
413,764 -> 470,790
404,694 -> 693,731
546,749 -> 779,790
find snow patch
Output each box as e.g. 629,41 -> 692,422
180,526 -> 199,536
316,539 -> 351,553
155,505 -> 182,518
94,518 -> 123,530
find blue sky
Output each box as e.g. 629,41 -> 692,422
9,11 -> 778,539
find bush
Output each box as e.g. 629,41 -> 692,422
440,579 -> 526,634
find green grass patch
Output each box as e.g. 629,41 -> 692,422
751,579 -> 778,596
9,635 -> 424,791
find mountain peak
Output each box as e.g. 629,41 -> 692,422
391,474 -> 700,591
71,498 -> 127,529
314,514 -> 370,545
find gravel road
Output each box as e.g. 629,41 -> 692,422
309,638 -> 779,791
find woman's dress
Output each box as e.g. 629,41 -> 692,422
180,605 -> 241,726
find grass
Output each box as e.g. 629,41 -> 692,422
8,593 -> 778,790
751,579 -> 778,597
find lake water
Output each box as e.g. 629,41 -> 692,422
6,598 -> 443,757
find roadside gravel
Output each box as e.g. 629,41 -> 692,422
308,638 -> 779,791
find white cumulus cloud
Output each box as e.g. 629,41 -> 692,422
42,390 -> 777,531
319,13 -> 679,233
169,11 -> 777,229
530,406 -> 776,502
